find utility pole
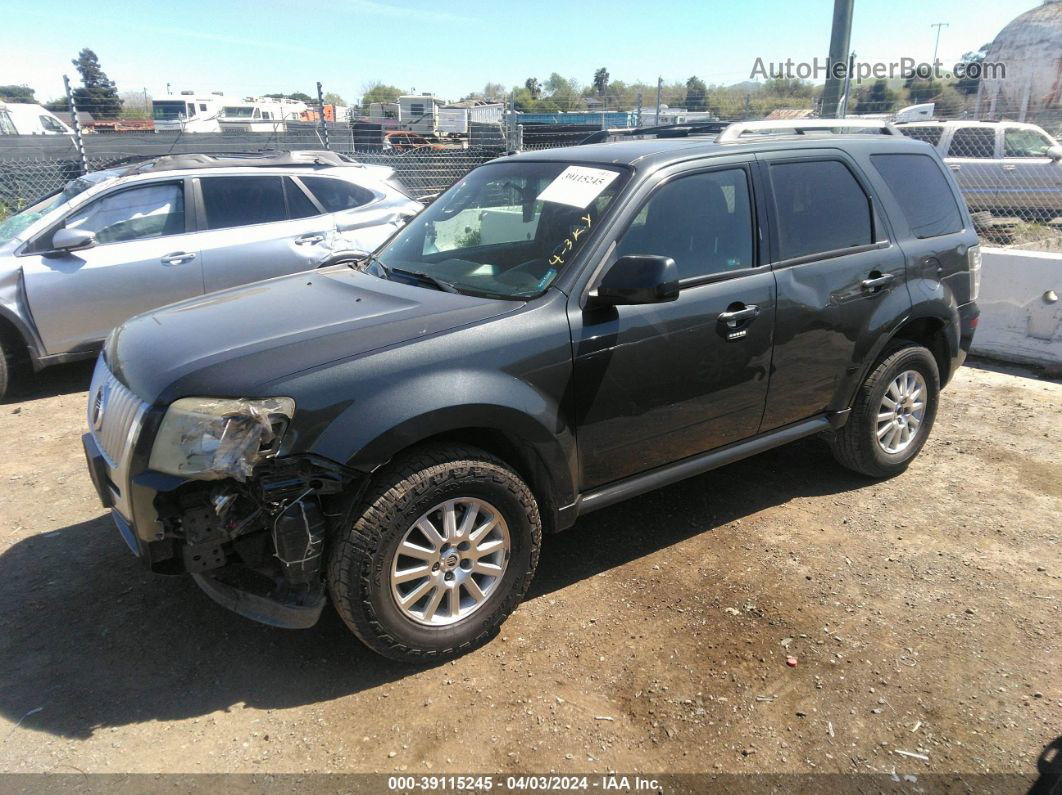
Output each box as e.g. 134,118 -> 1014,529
654,77 -> 662,126
820,0 -> 854,118
930,22 -> 949,66
166,82 -> 171,96
316,81 -> 330,150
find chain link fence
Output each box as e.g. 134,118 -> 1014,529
3,106 -> 1061,251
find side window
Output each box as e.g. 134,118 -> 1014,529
199,103 -> 207,112
899,126 -> 943,146
201,176 -> 287,229
300,176 -> 375,213
871,153 -> 963,239
769,160 -> 872,260
283,177 -> 320,219
65,183 -> 185,244
1003,129 -> 1055,158
0,110 -> 16,135
616,168 -> 754,280
186,103 -> 196,117
947,127 -> 996,159
39,116 -> 67,133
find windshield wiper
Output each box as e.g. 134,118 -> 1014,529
387,266 -> 461,294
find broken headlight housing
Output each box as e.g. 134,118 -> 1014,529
148,397 -> 295,481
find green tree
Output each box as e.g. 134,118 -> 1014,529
685,76 -> 708,111
361,82 -> 402,106
853,79 -> 897,113
956,44 -> 990,95
323,91 -> 346,106
0,85 -> 36,103
71,48 -> 123,118
761,77 -> 813,98
593,67 -> 609,97
483,82 -> 505,101
525,77 -> 541,100
288,91 -> 313,103
119,90 -> 152,119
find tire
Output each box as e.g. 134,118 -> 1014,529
0,334 -> 16,402
829,343 -> 940,478
328,443 -> 542,662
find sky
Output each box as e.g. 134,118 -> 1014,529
0,0 -> 1034,105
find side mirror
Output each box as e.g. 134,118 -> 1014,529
589,255 -> 679,307
51,227 -> 96,252
1048,145 -> 1062,162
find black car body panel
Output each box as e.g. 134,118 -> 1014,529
84,131 -> 980,627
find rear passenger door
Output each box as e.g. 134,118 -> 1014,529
944,126 -> 1002,213
758,152 -> 909,431
193,174 -> 335,293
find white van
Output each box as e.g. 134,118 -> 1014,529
0,102 -> 74,135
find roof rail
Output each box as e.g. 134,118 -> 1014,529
717,118 -> 902,142
123,149 -> 358,175
578,121 -> 731,145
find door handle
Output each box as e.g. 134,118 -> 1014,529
295,233 -> 327,245
861,273 -> 895,291
717,305 -> 760,324
1001,164 -> 1016,171
948,164 -> 960,171
160,251 -> 196,265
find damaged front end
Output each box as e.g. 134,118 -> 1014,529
145,396 -> 358,628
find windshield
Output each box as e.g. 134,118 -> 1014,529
374,161 -> 629,299
0,171 -> 114,246
221,106 -> 254,118
152,101 -> 187,121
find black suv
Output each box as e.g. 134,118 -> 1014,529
83,123 -> 980,660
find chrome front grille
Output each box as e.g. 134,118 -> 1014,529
88,357 -> 150,469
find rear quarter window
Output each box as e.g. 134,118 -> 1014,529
899,126 -> 944,146
300,176 -> 375,212
870,153 -> 963,239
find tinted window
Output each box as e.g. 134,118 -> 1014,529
39,115 -> 67,133
65,183 -> 185,244
300,176 -> 375,213
871,154 -> 963,239
948,127 -> 996,158
769,160 -> 872,260
1003,128 -> 1055,158
616,169 -> 754,280
201,176 -> 287,229
284,177 -> 320,219
899,126 -> 944,146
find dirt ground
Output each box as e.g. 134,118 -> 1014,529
0,359 -> 1058,780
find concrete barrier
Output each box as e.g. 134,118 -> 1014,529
972,247 -> 1062,368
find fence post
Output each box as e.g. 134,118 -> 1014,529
316,81 -> 330,150
63,74 -> 89,176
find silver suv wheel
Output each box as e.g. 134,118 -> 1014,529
876,369 -> 927,454
389,498 -> 510,626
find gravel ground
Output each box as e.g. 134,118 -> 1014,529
0,359 -> 1058,779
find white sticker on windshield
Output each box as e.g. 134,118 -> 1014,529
536,166 -> 619,208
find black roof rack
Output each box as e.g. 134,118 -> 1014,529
579,121 -> 730,145
119,149 -> 358,176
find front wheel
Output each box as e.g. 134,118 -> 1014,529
328,443 -> 541,662
829,343 -> 940,478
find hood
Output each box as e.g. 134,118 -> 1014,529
108,265 -> 519,402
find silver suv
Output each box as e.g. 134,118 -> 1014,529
0,151 -> 422,398
896,119 -> 1062,217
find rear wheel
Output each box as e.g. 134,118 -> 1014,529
0,335 -> 20,402
328,443 -> 541,662
829,343 -> 940,478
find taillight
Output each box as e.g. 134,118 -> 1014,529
968,244 -> 982,301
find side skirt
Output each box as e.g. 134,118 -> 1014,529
561,414 -> 837,525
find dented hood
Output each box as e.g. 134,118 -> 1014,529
108,265 -> 518,403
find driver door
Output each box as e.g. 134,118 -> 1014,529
21,179 -> 204,355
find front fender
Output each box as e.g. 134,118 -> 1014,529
305,368 -> 577,514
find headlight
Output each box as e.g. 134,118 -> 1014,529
148,397 -> 295,481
